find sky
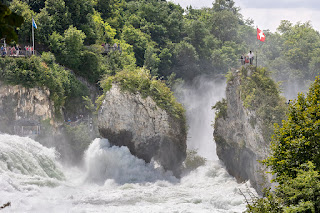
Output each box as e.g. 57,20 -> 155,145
169,0 -> 320,32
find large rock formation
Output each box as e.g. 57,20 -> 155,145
214,69 -> 275,194
98,84 -> 187,175
0,81 -> 54,133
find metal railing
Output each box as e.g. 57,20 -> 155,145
101,43 -> 122,54
1,49 -> 41,57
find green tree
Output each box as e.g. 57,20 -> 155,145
64,0 -> 94,29
246,162 -> 320,212
184,19 -> 210,58
208,10 -> 240,43
144,46 -> 160,75
122,24 -> 153,67
0,2 -> 24,42
20,0 -> 45,13
212,0 -> 239,14
63,26 -> 86,69
271,21 -> 320,83
170,41 -> 200,80
265,76 -> 320,183
49,26 -> 86,70
278,162 -> 320,212
9,0 -> 33,43
35,9 -> 53,44
44,0 -> 71,34
94,0 -> 123,31
79,10 -> 117,44
80,51 -> 101,83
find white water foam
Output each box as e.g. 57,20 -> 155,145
84,138 -> 177,184
0,134 -> 64,212
177,76 -> 226,160
0,76 -> 257,212
0,135 -> 254,213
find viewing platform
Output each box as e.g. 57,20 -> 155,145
101,43 -> 122,55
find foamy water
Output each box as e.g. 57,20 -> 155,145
0,77 -> 256,212
177,76 -> 226,160
0,136 -> 253,212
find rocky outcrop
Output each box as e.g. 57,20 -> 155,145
214,69 -> 273,194
0,81 -> 54,132
98,84 -> 187,176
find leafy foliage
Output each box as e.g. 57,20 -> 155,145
0,54 -> 89,116
5,0 -> 320,86
246,162 -> 320,213
240,66 -> 287,141
265,76 -> 320,183
212,98 -> 227,120
63,123 -> 93,161
0,2 -> 24,42
260,21 -> 320,92
184,149 -> 206,171
245,188 -> 283,213
99,68 -> 186,131
246,76 -> 320,212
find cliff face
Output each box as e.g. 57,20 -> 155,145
214,70 -> 273,194
98,84 -> 187,176
0,81 -> 53,132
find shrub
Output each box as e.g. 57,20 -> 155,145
239,66 -> 287,142
212,98 -> 227,120
80,51 -> 101,83
99,68 -> 186,133
246,76 -> 320,212
265,76 -> 320,183
184,149 -> 206,171
0,55 -> 89,117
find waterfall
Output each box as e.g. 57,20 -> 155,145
177,76 -> 226,160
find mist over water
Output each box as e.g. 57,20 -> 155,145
282,79 -> 311,101
84,138 -> 177,184
177,76 -> 226,160
0,77 -> 257,212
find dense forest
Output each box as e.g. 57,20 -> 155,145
3,0 -> 320,86
2,0 -> 320,212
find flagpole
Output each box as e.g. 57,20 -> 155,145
256,50 -> 257,70
32,17 -> 34,55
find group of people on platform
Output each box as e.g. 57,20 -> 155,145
101,43 -> 121,53
1,45 -> 34,57
240,51 -> 254,65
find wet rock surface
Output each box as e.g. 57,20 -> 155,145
98,84 -> 187,176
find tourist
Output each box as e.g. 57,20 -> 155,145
248,51 -> 254,65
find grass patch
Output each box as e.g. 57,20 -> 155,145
239,66 -> 287,142
99,68 -> 187,134
0,54 -> 89,118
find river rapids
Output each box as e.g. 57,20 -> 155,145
0,78 -> 256,212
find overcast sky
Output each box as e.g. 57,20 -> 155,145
169,0 -> 320,32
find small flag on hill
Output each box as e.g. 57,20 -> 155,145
257,28 -> 265,42
32,18 -> 37,29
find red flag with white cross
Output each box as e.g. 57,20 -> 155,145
257,28 -> 265,42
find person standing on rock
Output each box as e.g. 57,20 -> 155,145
240,55 -> 244,65
248,51 -> 254,65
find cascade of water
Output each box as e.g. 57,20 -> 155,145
83,138 -> 177,184
0,77 -> 257,212
0,134 -> 64,183
177,76 -> 226,160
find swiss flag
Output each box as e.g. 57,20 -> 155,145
257,28 -> 265,42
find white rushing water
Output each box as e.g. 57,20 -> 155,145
0,77 -> 256,212
177,76 -> 226,160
